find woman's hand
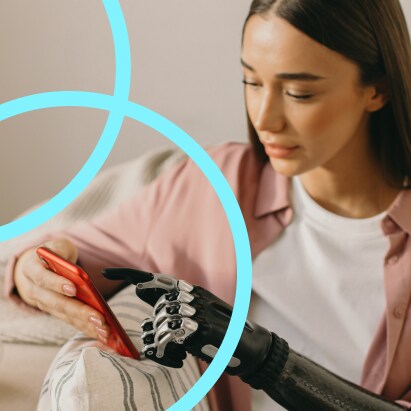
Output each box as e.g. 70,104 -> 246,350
14,238 -> 110,343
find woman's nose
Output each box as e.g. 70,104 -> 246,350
254,92 -> 286,133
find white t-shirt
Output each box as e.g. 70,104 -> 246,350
249,177 -> 388,411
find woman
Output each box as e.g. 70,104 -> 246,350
7,0 -> 411,409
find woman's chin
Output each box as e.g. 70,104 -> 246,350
268,157 -> 305,177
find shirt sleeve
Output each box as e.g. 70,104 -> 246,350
4,157 -> 191,304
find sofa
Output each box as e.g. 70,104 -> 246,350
0,147 -> 214,411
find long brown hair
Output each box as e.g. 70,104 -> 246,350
243,0 -> 411,188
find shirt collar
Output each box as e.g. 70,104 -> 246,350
253,162 -> 411,234
254,162 -> 291,218
386,189 -> 411,235
254,162 -> 411,235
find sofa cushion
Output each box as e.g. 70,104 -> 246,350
37,284 -> 209,411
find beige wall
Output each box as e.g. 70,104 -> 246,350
0,0 -> 251,224
0,0 -> 410,224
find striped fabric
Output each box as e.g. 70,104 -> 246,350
37,285 -> 210,411
0,147 -> 186,345
0,147 -> 209,410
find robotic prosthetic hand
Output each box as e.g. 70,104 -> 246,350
102,267 -> 276,375
102,268 -> 406,411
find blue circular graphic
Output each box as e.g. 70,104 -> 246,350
0,2 -> 253,410
0,0 -> 130,241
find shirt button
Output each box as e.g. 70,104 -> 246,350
394,305 -> 406,319
387,255 -> 399,265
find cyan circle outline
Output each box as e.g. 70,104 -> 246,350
0,2 -> 253,410
0,90 -> 253,411
0,0 -> 131,241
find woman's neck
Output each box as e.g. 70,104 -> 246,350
299,161 -> 401,219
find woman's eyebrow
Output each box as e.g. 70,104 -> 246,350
276,72 -> 327,81
240,58 -> 327,81
241,58 -> 256,71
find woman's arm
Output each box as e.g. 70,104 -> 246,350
6,156 -> 191,340
103,268 -> 408,411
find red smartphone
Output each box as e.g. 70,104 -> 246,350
36,246 -> 140,360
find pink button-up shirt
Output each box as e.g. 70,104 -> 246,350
6,143 -> 411,410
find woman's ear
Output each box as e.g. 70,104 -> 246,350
365,77 -> 390,112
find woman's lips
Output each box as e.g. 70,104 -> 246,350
263,143 -> 299,159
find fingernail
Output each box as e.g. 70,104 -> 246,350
89,316 -> 103,327
62,285 -> 76,297
96,327 -> 109,338
97,334 -> 108,344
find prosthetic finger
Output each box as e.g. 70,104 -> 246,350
102,267 -> 154,285
105,268 -> 407,410
137,274 -> 271,379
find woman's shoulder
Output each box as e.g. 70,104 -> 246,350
203,142 -> 263,182
205,141 -> 257,166
153,142 -> 256,181
145,141 -> 264,205
196,142 -> 266,198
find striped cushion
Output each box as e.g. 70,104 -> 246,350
37,284 -> 210,411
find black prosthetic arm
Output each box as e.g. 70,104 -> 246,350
102,268 -> 406,411
244,342 -> 405,410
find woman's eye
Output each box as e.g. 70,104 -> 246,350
242,79 -> 262,89
285,91 -> 313,100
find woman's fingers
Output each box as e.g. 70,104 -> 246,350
32,283 -> 110,341
15,247 -> 77,303
13,238 -> 110,342
16,237 -> 78,297
27,251 -> 77,296
42,238 -> 79,263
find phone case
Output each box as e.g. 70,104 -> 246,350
36,246 -> 140,360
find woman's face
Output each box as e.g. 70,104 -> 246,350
242,14 -> 384,177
